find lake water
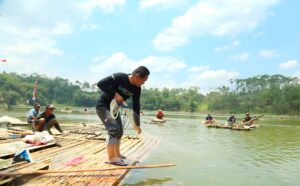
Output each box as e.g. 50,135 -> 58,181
1,109 -> 299,186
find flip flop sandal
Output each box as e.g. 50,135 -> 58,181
105,159 -> 128,166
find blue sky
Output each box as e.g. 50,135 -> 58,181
0,0 -> 299,93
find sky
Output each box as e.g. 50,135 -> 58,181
0,0 -> 300,93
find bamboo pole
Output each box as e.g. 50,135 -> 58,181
7,130 -> 34,135
242,114 -> 264,125
0,164 -> 175,176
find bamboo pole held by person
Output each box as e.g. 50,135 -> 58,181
0,163 -> 175,176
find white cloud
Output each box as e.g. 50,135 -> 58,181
259,49 -> 277,58
51,22 -> 73,35
78,0 -> 126,14
0,55 -> 58,78
0,0 -> 122,78
90,52 -> 186,74
230,52 -> 249,61
154,0 -> 278,51
214,40 -> 240,52
140,55 -> 187,73
0,1 -> 88,76
153,33 -> 188,51
214,45 -> 230,52
188,66 -> 210,72
89,52 -> 187,85
279,60 -> 299,70
88,52 -> 238,93
197,70 -> 239,80
184,69 -> 239,94
139,0 -> 186,10
81,23 -> 100,30
90,52 -> 134,76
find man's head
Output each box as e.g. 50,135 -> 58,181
131,66 -> 150,87
46,104 -> 56,112
34,103 -> 40,109
246,112 -> 250,116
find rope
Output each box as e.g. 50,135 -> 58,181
110,99 -> 136,130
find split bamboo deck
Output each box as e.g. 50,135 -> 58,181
204,124 -> 259,131
0,125 -> 160,185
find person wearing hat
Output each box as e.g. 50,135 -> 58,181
243,112 -> 253,126
155,109 -> 164,120
35,104 -> 64,135
96,66 -> 150,166
27,103 -> 42,131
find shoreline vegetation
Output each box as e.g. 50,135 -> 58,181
1,108 -> 300,124
0,72 -> 300,115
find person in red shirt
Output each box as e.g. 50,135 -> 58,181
156,109 -> 164,120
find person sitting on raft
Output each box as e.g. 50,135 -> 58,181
242,112 -> 253,126
35,104 -> 64,135
205,113 -> 215,124
156,109 -> 165,120
27,103 -> 43,131
226,114 -> 236,126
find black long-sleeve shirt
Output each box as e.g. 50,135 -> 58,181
96,73 -> 141,126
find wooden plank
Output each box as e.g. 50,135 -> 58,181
0,141 -> 57,159
0,159 -> 50,185
0,128 -> 160,185
24,141 -> 106,185
54,139 -> 141,185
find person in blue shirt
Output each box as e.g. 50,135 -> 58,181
27,103 -> 42,131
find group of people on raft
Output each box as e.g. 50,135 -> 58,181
204,112 -> 255,127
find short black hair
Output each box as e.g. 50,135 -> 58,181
132,66 -> 150,78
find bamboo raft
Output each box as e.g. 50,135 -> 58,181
204,124 -> 260,131
0,126 -> 162,185
149,118 -> 166,124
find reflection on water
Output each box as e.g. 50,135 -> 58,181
123,178 -> 173,186
121,116 -> 300,186
1,109 -> 300,186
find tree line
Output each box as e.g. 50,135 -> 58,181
0,72 -> 299,114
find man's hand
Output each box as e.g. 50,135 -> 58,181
135,126 -> 142,134
114,93 -> 124,103
31,124 -> 36,132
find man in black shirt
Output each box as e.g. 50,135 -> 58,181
243,112 -> 253,126
36,104 -> 64,135
96,66 -> 150,166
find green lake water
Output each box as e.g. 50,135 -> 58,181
1,109 -> 300,186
